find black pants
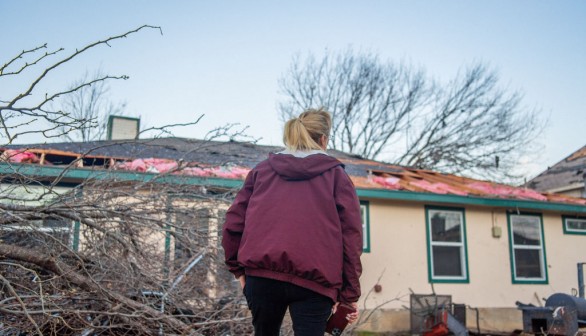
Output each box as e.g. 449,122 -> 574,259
243,275 -> 333,336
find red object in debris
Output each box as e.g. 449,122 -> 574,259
423,310 -> 450,336
424,323 -> 449,336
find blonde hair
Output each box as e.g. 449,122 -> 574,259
283,108 -> 332,151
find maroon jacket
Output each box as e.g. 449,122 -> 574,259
222,152 -> 363,303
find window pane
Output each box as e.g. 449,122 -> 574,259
0,185 -> 74,250
432,246 -> 463,277
0,184 -> 72,206
43,218 -> 70,229
360,204 -> 368,250
0,229 -> 70,248
567,219 -> 586,231
512,216 -> 541,246
431,211 -> 462,242
515,249 -> 543,278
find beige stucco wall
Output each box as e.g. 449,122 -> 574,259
358,198 -> 586,333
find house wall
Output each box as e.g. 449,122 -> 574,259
168,198 -> 231,299
357,198 -> 586,334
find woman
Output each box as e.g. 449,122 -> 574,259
222,108 -> 363,336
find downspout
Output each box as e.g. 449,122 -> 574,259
583,172 -> 586,198
72,187 -> 83,252
579,263 -> 585,299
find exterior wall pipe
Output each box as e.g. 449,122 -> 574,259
583,172 -> 586,198
579,263 -> 585,299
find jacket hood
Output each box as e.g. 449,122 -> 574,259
268,152 -> 344,180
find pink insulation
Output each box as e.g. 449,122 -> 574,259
181,166 -> 250,179
410,179 -> 468,196
115,158 -> 250,179
116,158 -> 178,173
371,176 -> 401,190
182,167 -> 213,177
466,182 -> 548,201
1,150 -> 40,163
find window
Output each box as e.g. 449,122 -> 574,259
360,201 -> 370,253
563,215 -> 586,235
1,218 -> 74,248
507,213 -> 548,283
0,184 -> 76,249
425,206 -> 469,283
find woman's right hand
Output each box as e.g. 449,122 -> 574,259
333,302 -> 359,324
238,275 -> 245,289
346,302 -> 359,324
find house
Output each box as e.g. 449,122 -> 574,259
2,137 -> 586,334
526,145 -> 586,198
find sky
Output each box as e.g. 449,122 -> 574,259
1,1 -> 585,180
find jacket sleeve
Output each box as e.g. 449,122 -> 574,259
221,170 -> 255,279
334,168 -> 363,303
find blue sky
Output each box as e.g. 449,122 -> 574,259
1,1 -> 585,180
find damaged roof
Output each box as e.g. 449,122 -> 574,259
526,145 -> 586,193
3,137 -> 357,167
2,137 -> 585,207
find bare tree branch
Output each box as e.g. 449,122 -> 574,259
55,69 -> 129,142
278,50 -> 544,182
0,25 -> 253,335
0,273 -> 43,335
0,25 -> 161,144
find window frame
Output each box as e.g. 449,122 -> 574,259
360,201 -> 371,253
507,212 -> 548,284
562,215 -> 586,235
2,219 -> 72,233
0,184 -> 78,250
425,205 -> 469,283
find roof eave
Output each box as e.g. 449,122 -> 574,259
356,188 -> 586,214
2,162 -> 585,214
0,162 -> 242,189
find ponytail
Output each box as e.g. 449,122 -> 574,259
283,108 -> 332,151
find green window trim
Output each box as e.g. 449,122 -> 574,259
72,221 -> 81,251
507,212 -> 548,284
360,201 -> 371,253
71,188 -> 83,252
562,215 -> 586,235
425,205 -> 470,283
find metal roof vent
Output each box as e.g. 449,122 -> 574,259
107,115 -> 140,140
